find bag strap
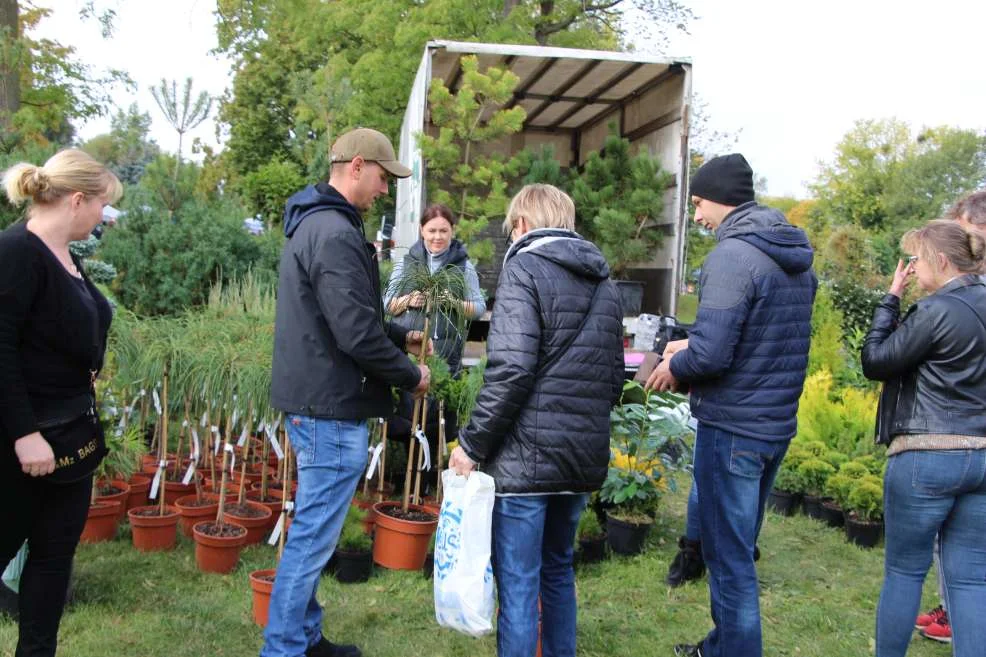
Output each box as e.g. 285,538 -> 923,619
537,281 -> 604,375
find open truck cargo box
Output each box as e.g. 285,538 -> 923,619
394,40 -> 692,315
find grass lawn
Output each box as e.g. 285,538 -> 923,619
676,293 -> 698,324
0,481 -> 941,657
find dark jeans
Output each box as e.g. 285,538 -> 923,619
0,452 -> 92,657
492,494 -> 587,657
694,423 -> 787,657
876,449 -> 986,657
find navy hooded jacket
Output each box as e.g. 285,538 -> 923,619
670,202 -> 818,441
271,183 -> 420,419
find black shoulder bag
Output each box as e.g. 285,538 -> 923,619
35,272 -> 107,484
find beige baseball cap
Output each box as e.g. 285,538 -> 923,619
330,128 -> 412,178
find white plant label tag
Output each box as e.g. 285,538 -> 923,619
366,442 -> 385,480
181,461 -> 196,486
149,460 -> 166,500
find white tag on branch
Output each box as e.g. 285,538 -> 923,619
224,442 -> 235,474
149,461 -> 166,500
415,428 -> 431,471
268,513 -> 285,546
214,435 -> 221,455
152,389 -> 162,416
366,442 -> 385,480
269,432 -> 284,460
181,461 -> 196,486
232,408 -> 240,430
182,419 -> 189,428
191,429 -> 200,462
237,425 -> 249,447
201,412 -> 208,428
378,417 -> 385,425
271,415 -> 282,435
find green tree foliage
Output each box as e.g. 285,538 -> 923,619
212,0 -> 689,188
81,103 -> 160,185
150,77 -> 212,181
0,2 -> 131,151
236,159 -> 306,226
417,55 -> 526,264
570,125 -> 671,279
99,192 -> 275,316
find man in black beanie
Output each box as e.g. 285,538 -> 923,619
646,154 -> 818,657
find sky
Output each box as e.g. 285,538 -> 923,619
36,0 -> 986,198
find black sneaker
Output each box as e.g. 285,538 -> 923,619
673,642 -> 703,657
666,536 -> 705,587
306,637 -> 362,657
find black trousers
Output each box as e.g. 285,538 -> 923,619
0,450 -> 92,657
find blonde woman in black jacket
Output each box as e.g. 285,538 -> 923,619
450,184 -> 624,657
861,219 -> 986,657
0,149 -> 121,656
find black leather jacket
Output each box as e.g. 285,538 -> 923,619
862,275 -> 986,444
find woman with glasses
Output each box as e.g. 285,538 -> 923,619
862,219 -> 986,657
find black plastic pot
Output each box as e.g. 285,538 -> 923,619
802,495 -> 827,521
578,536 -> 607,564
422,552 -> 434,579
615,280 -> 644,317
605,514 -> 652,556
845,515 -> 883,549
766,489 -> 799,516
820,500 -> 845,528
323,553 -> 337,575
334,549 -> 372,583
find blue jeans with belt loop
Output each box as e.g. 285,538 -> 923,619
261,416 -> 368,657
876,448 -> 986,657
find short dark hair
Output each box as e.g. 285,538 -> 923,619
421,203 -> 457,227
946,190 -> 986,226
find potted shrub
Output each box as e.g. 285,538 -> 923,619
192,444 -> 248,574
600,383 -> 690,556
569,125 -> 673,316
844,475 -> 884,548
334,506 -> 373,584
797,458 -> 836,521
82,420 -> 145,543
767,466 -> 802,516
575,506 -> 607,565
820,461 -> 869,528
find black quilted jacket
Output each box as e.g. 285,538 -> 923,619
457,229 -> 625,494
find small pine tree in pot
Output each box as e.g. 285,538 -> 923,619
570,124 -> 673,316
335,506 -> 373,584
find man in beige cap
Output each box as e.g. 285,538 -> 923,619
265,127 -> 428,657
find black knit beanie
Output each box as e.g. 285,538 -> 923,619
689,153 -> 755,206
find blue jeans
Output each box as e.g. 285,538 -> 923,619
685,441 -> 701,542
492,494 -> 587,657
694,423 -> 787,657
876,449 -> 986,657
261,416 -> 368,657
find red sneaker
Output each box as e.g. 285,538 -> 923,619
920,617 -> 952,644
915,605 -> 946,629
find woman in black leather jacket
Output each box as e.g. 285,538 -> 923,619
861,219 -> 986,657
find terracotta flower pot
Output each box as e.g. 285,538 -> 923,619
204,479 -> 241,496
175,494 -> 221,538
192,521 -> 247,574
126,475 -> 151,512
371,502 -> 438,570
128,506 -> 179,551
246,491 -> 283,532
81,500 -> 122,543
141,454 -> 178,476
224,501 -> 274,545
249,568 -> 277,626
252,480 -> 297,500
95,479 -> 132,522
161,473 -> 202,507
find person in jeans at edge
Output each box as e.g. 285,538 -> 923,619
861,220 -> 986,657
645,153 -> 817,657
907,191 -> 986,647
448,184 -> 625,657
264,127 -> 431,657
